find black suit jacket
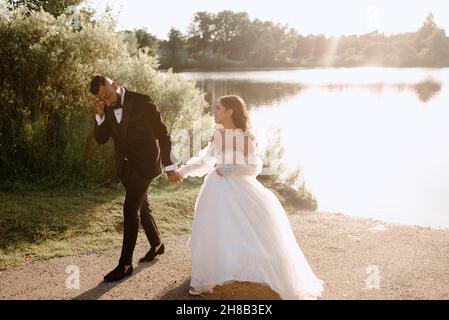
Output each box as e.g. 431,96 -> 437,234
94,89 -> 175,181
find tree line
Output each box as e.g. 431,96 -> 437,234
123,11 -> 449,69
6,2 -> 449,69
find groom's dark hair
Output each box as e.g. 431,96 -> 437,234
90,75 -> 108,95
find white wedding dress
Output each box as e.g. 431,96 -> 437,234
178,129 -> 324,300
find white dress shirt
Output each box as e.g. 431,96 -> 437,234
95,87 -> 178,172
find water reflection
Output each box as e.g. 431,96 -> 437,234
194,78 -> 443,107
194,79 -> 306,109
178,68 -> 449,229
411,79 -> 442,102
321,81 -> 442,102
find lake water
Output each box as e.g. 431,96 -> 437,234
178,68 -> 449,229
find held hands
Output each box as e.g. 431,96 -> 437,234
215,167 -> 224,177
167,170 -> 183,185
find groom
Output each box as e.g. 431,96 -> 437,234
90,75 -> 182,282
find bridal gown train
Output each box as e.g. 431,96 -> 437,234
178,129 -> 324,300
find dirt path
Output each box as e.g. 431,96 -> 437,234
1,212 -> 448,300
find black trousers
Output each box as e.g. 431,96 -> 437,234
119,161 -> 161,266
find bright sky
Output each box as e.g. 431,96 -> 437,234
88,0 -> 449,39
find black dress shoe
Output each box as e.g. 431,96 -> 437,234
103,264 -> 133,282
139,243 -> 165,262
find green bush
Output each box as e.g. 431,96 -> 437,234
0,6 -> 210,186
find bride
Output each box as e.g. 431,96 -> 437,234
177,95 -> 324,300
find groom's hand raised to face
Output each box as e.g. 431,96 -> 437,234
92,96 -> 106,117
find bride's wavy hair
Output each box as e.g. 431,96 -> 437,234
219,95 -> 251,131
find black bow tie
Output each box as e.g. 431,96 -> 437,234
113,102 -> 123,110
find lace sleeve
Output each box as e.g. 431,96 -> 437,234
178,142 -> 217,178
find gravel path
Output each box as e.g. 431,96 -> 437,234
1,212 -> 448,300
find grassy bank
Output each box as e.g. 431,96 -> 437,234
0,177 -> 315,270
0,180 -> 203,270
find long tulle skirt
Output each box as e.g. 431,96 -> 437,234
188,171 -> 324,300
